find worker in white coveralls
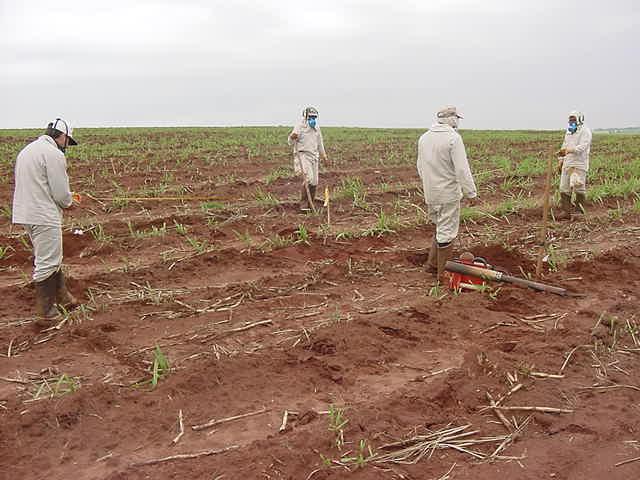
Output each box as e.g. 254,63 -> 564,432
555,111 -> 592,219
12,118 -> 80,326
288,107 -> 328,212
417,106 -> 478,283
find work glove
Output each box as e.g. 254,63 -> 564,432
72,192 -> 82,204
556,148 -> 567,157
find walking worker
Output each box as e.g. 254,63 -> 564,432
12,118 -> 79,325
287,106 -> 328,212
417,106 -> 478,283
556,111 -> 592,219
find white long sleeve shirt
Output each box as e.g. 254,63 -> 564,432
561,125 -> 592,171
417,123 -> 477,205
12,135 -> 73,227
288,122 -> 325,160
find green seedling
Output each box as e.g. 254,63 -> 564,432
173,220 -> 188,235
201,201 -> 226,211
91,224 -> 113,244
254,187 -> 279,207
151,345 -> 170,388
233,229 -> 254,249
0,205 -> 11,218
328,404 -> 348,451
128,221 -> 167,239
185,236 -> 208,254
341,439 -> 375,468
0,245 -> 14,260
32,374 -> 80,401
295,224 -> 311,245
363,210 -> 399,237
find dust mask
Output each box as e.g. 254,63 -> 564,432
308,117 -> 317,128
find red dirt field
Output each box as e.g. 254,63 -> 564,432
1,129 -> 639,480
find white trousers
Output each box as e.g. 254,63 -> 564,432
293,151 -> 319,186
428,201 -> 460,244
23,225 -> 63,282
560,166 -> 587,194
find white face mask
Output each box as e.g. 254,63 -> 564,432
439,116 -> 459,129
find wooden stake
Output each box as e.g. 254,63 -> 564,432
535,155 -> 553,278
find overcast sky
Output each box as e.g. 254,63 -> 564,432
1,0 -> 638,129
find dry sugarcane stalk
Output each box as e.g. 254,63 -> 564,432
489,406 -> 573,414
486,392 -> 513,431
479,383 -> 523,412
373,424 -> 513,465
172,409 -> 184,445
134,445 -> 239,466
529,371 -> 565,379
223,319 -> 272,334
615,455 -> 640,467
192,406 -> 269,431
559,345 -> 588,374
0,376 -> 30,384
489,415 -> 532,459
279,410 -> 289,433
579,384 -> 640,392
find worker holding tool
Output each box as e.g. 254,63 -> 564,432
288,106 -> 328,212
12,118 -> 80,326
417,106 -> 478,283
555,111 -> 592,219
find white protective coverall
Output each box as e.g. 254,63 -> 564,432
417,123 -> 477,244
12,135 -> 73,282
560,121 -> 592,194
288,121 -> 325,186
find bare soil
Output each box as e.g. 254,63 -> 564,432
1,130 -> 639,480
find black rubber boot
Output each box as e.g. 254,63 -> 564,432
555,193 -> 573,220
574,192 -> 586,215
35,274 -> 60,327
436,243 -> 454,284
426,238 -> 437,274
54,270 -> 79,309
300,186 -> 310,212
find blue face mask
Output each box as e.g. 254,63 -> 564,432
308,117 -> 317,128
567,121 -> 578,134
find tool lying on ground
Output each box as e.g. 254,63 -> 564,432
445,256 -> 581,297
447,252 -> 494,291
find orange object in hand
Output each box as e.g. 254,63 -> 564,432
72,192 -> 82,203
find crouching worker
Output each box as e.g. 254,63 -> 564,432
556,111 -> 592,219
12,118 -> 80,326
288,106 -> 328,212
417,106 -> 478,283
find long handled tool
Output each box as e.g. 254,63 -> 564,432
535,155 -> 554,277
445,261 -> 580,297
303,180 -> 318,214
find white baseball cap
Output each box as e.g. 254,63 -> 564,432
50,118 -> 78,145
